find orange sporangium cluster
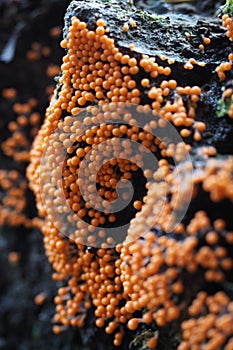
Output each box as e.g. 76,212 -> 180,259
120,233 -> 186,328
30,141 -> 233,345
52,244 -> 131,347
0,170 -> 31,228
148,82 -> 204,141
28,14 -> 205,229
179,291 -> 233,350
216,53 -> 232,81
120,221 -> 233,330
26,41 -> 51,62
26,26 -> 62,62
126,155 -> 233,282
30,16 -> 204,147
222,13 -> 233,41
128,153 -> 233,235
1,92 -> 41,163
26,12 -> 233,349
200,157 -> 233,202
216,14 -> 233,81
120,178 -> 233,340
126,153 -> 192,239
129,153 -> 233,234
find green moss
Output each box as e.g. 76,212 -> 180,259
139,10 -> 170,25
223,0 -> 233,17
217,95 -> 232,117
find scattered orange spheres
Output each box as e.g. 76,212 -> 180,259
24,8 -> 233,350
2,97 -> 41,163
216,15 -> 233,85
179,291 -> 233,350
0,170 -> 31,227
